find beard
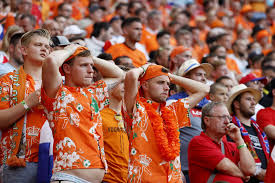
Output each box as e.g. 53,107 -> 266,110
240,106 -> 255,118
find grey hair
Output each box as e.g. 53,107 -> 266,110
201,102 -> 225,131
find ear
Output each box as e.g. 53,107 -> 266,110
63,63 -> 72,75
9,44 -> 15,53
272,88 -> 275,97
122,27 -> 128,36
209,93 -> 215,101
233,99 -> 240,111
20,45 -> 27,57
203,116 -> 211,128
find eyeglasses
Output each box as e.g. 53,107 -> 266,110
206,115 -> 232,121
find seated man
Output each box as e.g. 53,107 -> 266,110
41,45 -> 124,182
188,102 -> 256,183
227,84 -> 269,182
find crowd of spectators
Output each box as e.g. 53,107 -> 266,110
0,0 -> 275,183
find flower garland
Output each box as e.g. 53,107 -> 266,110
140,98 -> 180,162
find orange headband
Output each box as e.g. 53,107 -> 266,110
256,30 -> 269,41
170,46 -> 191,59
140,65 -> 168,82
60,46 -> 89,76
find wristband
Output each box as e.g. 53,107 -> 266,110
139,66 -> 146,78
21,100 -> 30,111
237,144 -> 247,149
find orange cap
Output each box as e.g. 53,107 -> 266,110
140,65 -> 168,82
240,4 -> 253,14
60,46 -> 89,75
256,30 -> 269,41
170,46 -> 191,59
210,19 -> 225,28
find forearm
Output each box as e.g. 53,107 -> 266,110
169,74 -> 209,94
217,158 -> 244,178
236,139 -> 256,176
0,103 -> 27,129
46,49 -> 75,68
93,56 -> 124,79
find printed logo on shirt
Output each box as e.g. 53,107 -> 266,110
190,108 -> 202,118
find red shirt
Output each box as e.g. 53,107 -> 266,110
257,107 -> 275,149
188,132 -> 243,183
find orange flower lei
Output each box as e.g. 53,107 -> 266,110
140,98 -> 180,162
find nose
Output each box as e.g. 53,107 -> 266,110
163,83 -> 169,91
87,65 -> 94,73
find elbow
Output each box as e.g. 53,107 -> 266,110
242,163 -> 256,176
126,69 -> 139,82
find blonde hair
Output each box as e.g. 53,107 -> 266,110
21,29 -> 51,47
1,25 -> 23,52
211,59 -> 226,70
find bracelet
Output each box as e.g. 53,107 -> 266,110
139,66 -> 146,78
21,100 -> 30,111
237,144 -> 247,149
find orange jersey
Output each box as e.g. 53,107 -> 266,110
140,28 -> 159,53
106,43 -> 147,67
41,80 -> 109,173
0,71 -> 47,164
226,57 -> 241,75
101,108 -> 129,183
122,96 -> 190,183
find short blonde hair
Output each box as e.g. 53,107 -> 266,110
21,29 -> 51,47
211,59 -> 226,70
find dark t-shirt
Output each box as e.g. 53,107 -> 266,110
243,123 -> 267,183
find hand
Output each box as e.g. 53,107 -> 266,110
243,175 -> 250,182
25,89 -> 41,109
226,123 -> 243,144
255,168 -> 266,181
64,44 -> 81,55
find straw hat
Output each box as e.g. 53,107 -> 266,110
178,59 -> 213,77
226,84 -> 261,114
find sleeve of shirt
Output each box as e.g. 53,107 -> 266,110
188,136 -> 226,171
0,75 -> 12,110
168,97 -> 190,128
90,80 -> 109,111
257,109 -> 272,130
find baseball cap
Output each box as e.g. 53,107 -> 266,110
239,73 -> 267,85
51,36 -> 70,47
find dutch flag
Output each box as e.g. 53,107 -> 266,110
37,121 -> 53,183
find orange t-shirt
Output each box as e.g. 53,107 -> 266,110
101,108 -> 129,183
41,80 -> 109,173
106,43 -> 147,67
122,96 -> 190,183
0,71 -> 47,164
226,57 -> 241,75
140,28 -> 159,53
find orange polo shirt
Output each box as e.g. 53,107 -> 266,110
41,80 -> 109,173
101,108 -> 129,183
106,43 -> 147,67
122,96 -> 190,183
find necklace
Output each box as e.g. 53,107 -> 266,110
140,98 -> 180,162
